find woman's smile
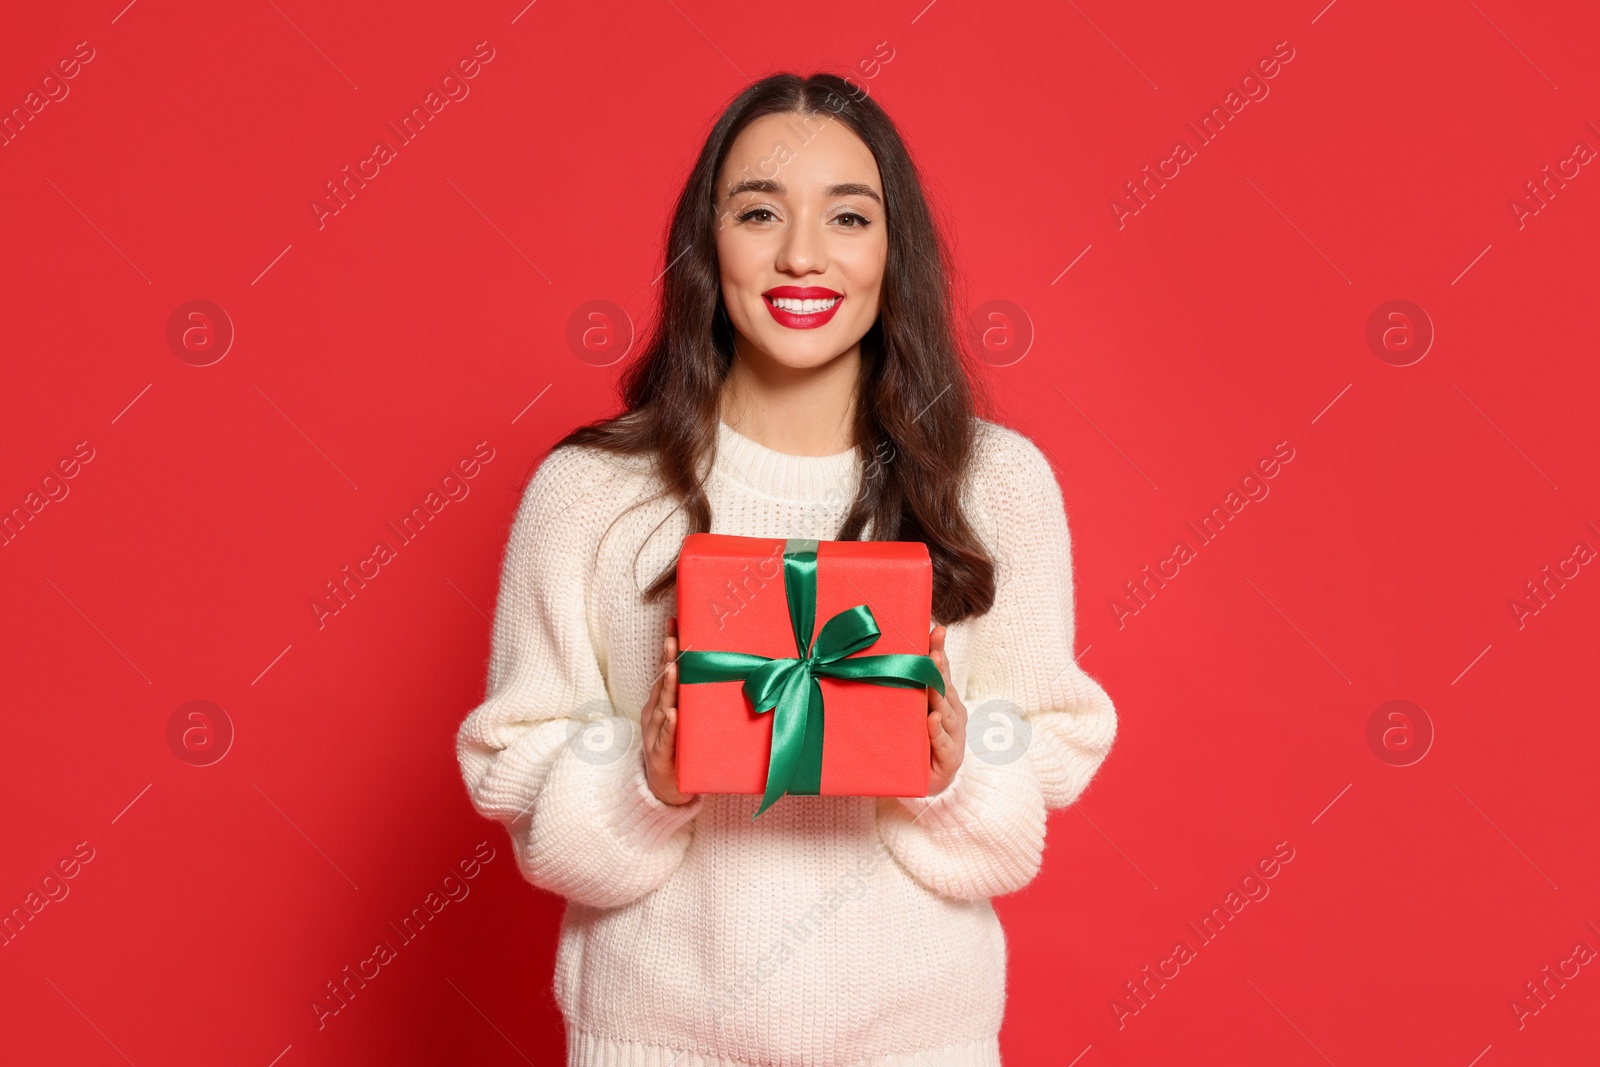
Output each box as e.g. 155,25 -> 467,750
762,285 -> 844,329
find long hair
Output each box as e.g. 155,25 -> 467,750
544,71 -> 997,626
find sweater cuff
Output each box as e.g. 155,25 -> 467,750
468,715 -> 707,908
470,716 -> 702,846
555,720 -> 705,854
892,752 -> 1022,834
875,751 -> 1047,900
610,744 -> 705,843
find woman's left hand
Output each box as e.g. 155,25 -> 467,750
925,625 -> 967,797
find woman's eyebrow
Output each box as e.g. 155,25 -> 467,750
723,178 -> 883,205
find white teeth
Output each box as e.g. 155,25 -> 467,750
770,296 -> 841,313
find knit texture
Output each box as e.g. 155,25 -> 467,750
455,417 -> 1117,1067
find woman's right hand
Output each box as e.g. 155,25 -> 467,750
641,618 -> 698,806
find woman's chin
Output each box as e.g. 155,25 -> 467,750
749,335 -> 860,372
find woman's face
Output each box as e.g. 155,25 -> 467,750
714,111 -> 888,373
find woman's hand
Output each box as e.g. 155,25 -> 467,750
641,618 -> 698,806
925,625 -> 968,797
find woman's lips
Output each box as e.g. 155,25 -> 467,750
763,293 -> 843,330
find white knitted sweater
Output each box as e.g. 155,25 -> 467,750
455,416 -> 1117,1067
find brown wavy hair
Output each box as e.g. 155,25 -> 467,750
542,71 -> 997,626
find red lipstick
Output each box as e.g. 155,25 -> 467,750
762,285 -> 843,330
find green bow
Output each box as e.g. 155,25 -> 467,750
677,537 -> 946,819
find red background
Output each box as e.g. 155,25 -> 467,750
3,1 -> 1597,1063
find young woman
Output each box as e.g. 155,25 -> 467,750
456,72 -> 1117,1066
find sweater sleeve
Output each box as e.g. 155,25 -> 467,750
875,424 -> 1117,901
455,446 -> 703,909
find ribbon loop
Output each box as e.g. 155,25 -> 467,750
812,604 -> 883,665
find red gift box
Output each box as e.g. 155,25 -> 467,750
673,533 -> 939,813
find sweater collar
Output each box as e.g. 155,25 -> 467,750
714,418 -> 862,505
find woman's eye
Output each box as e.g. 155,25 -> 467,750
734,208 -> 873,227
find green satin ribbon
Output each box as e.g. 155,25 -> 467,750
677,537 -> 946,819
